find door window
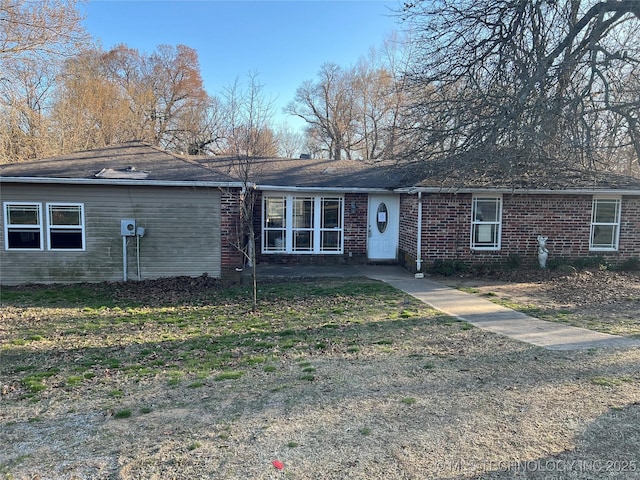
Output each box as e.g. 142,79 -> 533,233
376,203 -> 388,233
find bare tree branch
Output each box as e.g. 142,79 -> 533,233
398,0 -> 640,175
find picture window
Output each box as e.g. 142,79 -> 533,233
263,195 -> 343,254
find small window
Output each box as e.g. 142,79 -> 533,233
376,202 -> 388,233
471,196 -> 502,250
4,202 -> 43,250
590,198 -> 620,251
47,203 -> 85,250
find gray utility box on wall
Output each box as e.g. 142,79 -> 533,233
121,219 -> 137,236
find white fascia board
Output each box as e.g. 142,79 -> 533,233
395,186 -> 640,196
257,185 -> 393,193
0,176 -> 247,188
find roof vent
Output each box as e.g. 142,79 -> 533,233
95,167 -> 150,180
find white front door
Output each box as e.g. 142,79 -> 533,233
367,194 -> 400,261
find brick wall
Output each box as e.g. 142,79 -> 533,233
501,194 -> 592,259
220,187 -> 245,275
226,189 -> 638,276
621,196 -> 640,257
399,195 -> 418,269
399,192 -> 640,270
343,193 -> 368,258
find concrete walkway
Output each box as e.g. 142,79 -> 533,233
356,265 -> 640,351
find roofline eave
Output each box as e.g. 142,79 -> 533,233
256,185 -> 396,193
0,176 -> 247,188
395,186 -> 640,196
4,177 -> 637,195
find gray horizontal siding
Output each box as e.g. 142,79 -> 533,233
1,183 -> 221,284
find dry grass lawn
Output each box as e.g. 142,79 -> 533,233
1,276 -> 639,479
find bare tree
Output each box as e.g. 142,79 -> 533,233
0,0 -> 89,162
100,44 -> 157,143
398,0 -> 640,173
0,56 -> 58,161
52,49 -> 135,152
221,72 -> 277,311
286,63 -> 359,160
352,37 -> 411,161
181,94 -> 227,155
230,161 -> 259,312
147,44 -> 209,150
275,122 -> 306,158
50,44 -> 212,155
286,37 -> 411,162
353,54 -> 390,160
221,72 -> 277,157
0,0 -> 88,57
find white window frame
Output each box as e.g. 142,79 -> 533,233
3,202 -> 44,251
262,194 -> 344,254
263,195 -> 287,252
470,195 -> 502,251
292,196 -> 314,252
318,197 -> 343,252
590,197 -> 621,251
46,202 -> 86,251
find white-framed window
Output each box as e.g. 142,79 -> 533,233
263,196 -> 286,252
263,194 -> 344,254
46,203 -> 85,250
471,195 -> 502,250
590,197 -> 620,251
293,197 -> 314,251
3,202 -> 43,250
319,197 -> 342,252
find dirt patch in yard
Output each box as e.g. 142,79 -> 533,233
1,276 -> 639,479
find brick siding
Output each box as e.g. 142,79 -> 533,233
399,194 -> 419,268
224,189 -> 638,277
220,187 -> 245,276
399,192 -> 640,271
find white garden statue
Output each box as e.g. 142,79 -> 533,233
537,235 -> 549,269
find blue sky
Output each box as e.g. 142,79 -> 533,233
80,1 -> 402,130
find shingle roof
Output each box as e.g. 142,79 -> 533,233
406,156 -> 640,191
1,141 -> 638,192
0,141 -> 405,190
196,156 -> 406,189
0,141 -> 236,183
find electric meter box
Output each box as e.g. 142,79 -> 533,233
121,219 -> 137,236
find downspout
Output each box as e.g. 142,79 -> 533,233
416,191 -> 423,272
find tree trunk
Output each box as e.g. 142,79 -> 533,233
249,228 -> 257,312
